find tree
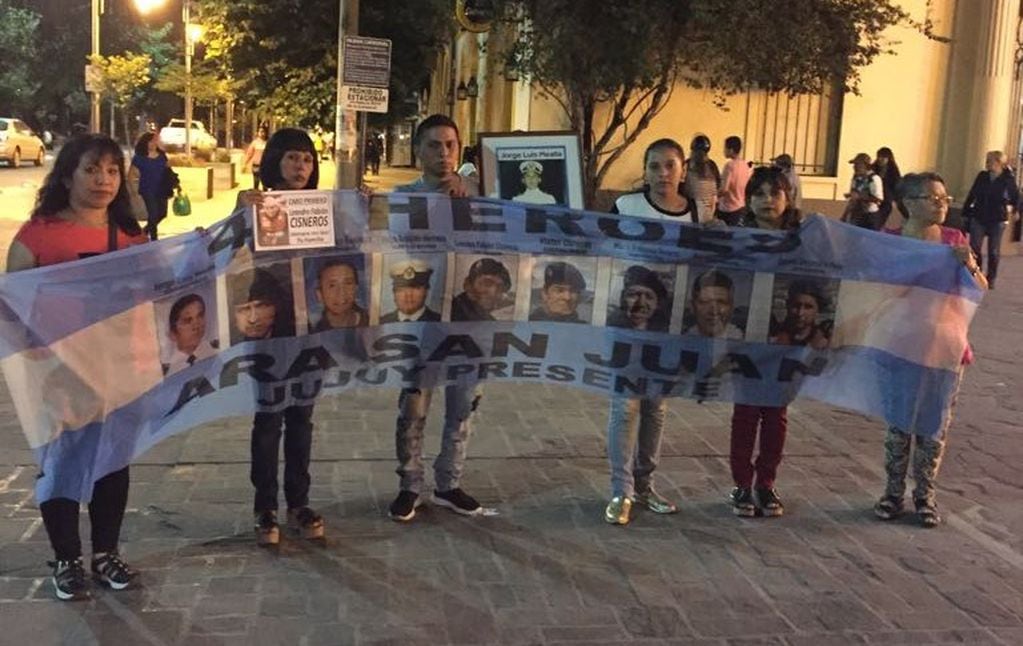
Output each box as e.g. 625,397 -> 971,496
496,0 -> 944,205
91,52 -> 153,144
361,0 -> 454,127
196,0 -> 452,129
0,0 -> 41,117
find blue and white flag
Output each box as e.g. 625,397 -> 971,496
0,192 -> 981,502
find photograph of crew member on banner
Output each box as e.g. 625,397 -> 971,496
154,285 -> 220,376
768,275 -> 839,350
302,254 -> 369,332
478,131 -> 585,208
451,254 -> 518,322
226,261 -> 297,345
505,159 -> 563,206
379,254 -> 447,323
605,261 -> 674,333
681,267 -> 754,339
528,256 -> 597,324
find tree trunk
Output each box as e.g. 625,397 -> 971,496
122,108 -> 131,148
210,102 -> 218,148
109,101 -> 116,140
226,100 -> 235,149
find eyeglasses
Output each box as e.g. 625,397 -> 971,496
906,194 -> 952,205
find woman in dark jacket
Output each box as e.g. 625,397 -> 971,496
236,128 -> 325,546
129,132 -> 172,240
962,150 -> 1019,289
872,147 -> 906,229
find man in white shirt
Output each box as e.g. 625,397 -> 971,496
842,152 -> 884,229
163,293 -> 218,375
511,160 -> 558,205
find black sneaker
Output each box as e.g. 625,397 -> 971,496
915,498 -> 941,528
755,487 -> 784,517
730,487 -> 755,517
873,495 -> 904,520
91,552 -> 138,591
431,488 -> 482,516
50,558 -> 90,601
389,490 -> 422,522
254,510 -> 280,545
287,506 -> 325,539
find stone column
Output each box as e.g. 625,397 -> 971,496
954,0 -> 1020,193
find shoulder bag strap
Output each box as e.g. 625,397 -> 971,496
107,219 -> 118,253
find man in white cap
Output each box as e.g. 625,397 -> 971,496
512,160 -> 558,205
842,152 -> 884,229
380,259 -> 441,322
387,115 -> 484,522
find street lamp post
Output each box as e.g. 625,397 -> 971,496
134,0 -> 200,157
90,0 -> 102,133
184,1 -> 195,158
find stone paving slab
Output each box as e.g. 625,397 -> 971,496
0,260 -> 1021,645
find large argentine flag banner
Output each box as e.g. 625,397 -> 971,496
0,192 -> 981,502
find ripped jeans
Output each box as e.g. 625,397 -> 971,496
395,384 -> 483,493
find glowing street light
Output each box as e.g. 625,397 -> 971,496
131,0 -> 202,157
133,0 -> 164,13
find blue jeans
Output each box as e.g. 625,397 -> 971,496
968,219 -> 1006,285
606,396 -> 667,498
395,385 -> 482,493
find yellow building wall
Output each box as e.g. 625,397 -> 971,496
834,0 -> 958,195
551,0 -> 960,199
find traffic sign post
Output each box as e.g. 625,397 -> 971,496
341,35 -> 392,178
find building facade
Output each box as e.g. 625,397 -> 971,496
422,0 -> 1023,222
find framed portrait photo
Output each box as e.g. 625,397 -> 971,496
478,131 -> 585,209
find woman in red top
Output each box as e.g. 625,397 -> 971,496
874,172 -> 985,528
7,134 -> 147,601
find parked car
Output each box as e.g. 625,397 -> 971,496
158,119 -> 218,152
0,118 -> 46,168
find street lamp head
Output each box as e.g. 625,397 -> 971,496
133,0 -> 168,14
466,77 -> 479,99
456,81 -> 468,101
187,22 -> 204,43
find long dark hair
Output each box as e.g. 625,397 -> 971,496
688,134 -> 721,184
744,166 -> 801,230
133,131 -> 166,158
259,128 -> 319,190
873,146 -> 901,183
641,138 -> 686,193
32,133 -> 142,236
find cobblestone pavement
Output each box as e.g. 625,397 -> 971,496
0,252 -> 1020,644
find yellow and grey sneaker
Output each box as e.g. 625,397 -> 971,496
603,496 -> 632,525
287,506 -> 325,539
635,489 -> 679,514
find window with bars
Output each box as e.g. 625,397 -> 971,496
742,80 -> 844,177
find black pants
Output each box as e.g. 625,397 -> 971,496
40,466 -> 130,561
251,405 -> 315,513
252,165 -> 262,190
142,193 -> 168,241
969,219 -> 1006,285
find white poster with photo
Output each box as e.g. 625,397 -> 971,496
254,190 -> 335,251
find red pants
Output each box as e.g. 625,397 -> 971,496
730,405 -> 787,488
